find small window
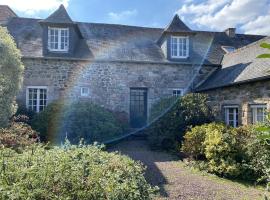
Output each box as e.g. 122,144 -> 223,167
171,36 -> 189,58
81,87 -> 89,97
224,106 -> 239,127
251,104 -> 267,124
48,27 -> 69,52
221,46 -> 235,53
27,87 -> 47,112
173,89 -> 183,97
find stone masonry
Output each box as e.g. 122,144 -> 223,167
202,80 -> 270,125
18,58 -> 196,122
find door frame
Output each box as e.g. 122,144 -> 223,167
129,87 -> 148,128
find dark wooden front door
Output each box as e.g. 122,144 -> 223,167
130,88 -> 147,128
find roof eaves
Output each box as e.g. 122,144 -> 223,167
196,75 -> 270,92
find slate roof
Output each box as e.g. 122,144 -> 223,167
4,16 -> 264,63
164,15 -> 192,33
39,4 -> 73,24
196,36 -> 270,91
0,5 -> 17,25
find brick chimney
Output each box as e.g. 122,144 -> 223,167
224,28 -> 236,37
0,5 -> 17,25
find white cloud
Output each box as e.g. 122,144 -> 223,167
108,9 -> 137,24
0,0 -> 69,16
177,0 -> 270,35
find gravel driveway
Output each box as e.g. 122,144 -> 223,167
109,139 -> 267,200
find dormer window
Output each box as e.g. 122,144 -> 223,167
221,46 -> 235,53
48,27 -> 69,52
171,36 -> 189,59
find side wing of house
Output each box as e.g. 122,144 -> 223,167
197,36 -> 270,127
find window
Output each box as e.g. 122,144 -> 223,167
171,36 -> 189,58
27,87 -> 47,112
251,104 -> 267,124
225,106 -> 239,127
221,46 -> 235,53
173,89 -> 183,97
48,27 -> 69,52
81,87 -> 89,97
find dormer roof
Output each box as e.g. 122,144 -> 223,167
164,14 -> 192,33
39,4 -> 73,24
157,14 -> 194,45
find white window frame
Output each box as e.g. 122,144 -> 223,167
26,86 -> 48,113
251,104 -> 267,124
48,27 -> 69,52
172,89 -> 183,97
80,87 -> 89,97
171,36 -> 189,59
224,105 -> 239,127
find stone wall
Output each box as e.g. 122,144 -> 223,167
201,80 -> 270,125
18,58 -> 197,122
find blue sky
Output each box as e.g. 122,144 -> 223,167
1,0 -> 270,35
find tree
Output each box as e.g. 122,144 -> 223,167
257,44 -> 270,199
257,43 -> 270,58
0,27 -> 24,127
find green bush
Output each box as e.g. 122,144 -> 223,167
0,27 -> 24,127
182,124 -> 209,159
0,121 -> 39,151
146,93 -> 214,149
246,133 -> 270,183
0,144 -> 156,200
203,123 -> 243,178
182,123 -> 269,182
149,96 -> 177,122
31,100 -> 128,143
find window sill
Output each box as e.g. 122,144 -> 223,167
48,49 -> 69,53
171,56 -> 189,59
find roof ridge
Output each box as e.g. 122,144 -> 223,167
77,21 -> 163,30
10,16 -> 41,20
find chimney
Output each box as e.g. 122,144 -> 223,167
225,28 -> 236,37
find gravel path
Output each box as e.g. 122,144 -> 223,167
109,139 -> 267,200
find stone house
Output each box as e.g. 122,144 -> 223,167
196,37 -> 270,127
0,4 -> 269,128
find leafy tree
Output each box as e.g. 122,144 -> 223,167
0,27 -> 24,127
257,43 -> 270,58
257,42 -> 270,199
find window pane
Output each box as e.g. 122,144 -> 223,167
28,88 -> 47,112
171,37 -> 188,58
225,107 -> 238,127
252,106 -> 267,123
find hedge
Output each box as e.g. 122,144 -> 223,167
0,144 -> 156,200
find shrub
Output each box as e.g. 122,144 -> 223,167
146,93 -> 214,149
0,27 -> 24,127
0,121 -> 39,151
182,124 -> 209,159
149,96 -> 177,122
15,102 -> 36,122
0,144 -> 156,200
182,123 -> 268,182
203,123 -> 243,178
246,133 -> 270,183
31,100 -> 128,143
